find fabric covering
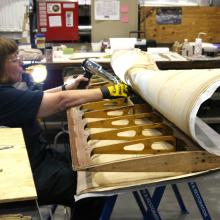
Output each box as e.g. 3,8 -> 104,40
111,49 -> 220,155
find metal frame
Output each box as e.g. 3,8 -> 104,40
100,182 -> 212,220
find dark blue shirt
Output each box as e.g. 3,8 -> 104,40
0,81 -> 45,169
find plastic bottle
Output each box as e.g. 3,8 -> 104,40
181,39 -> 189,57
194,32 -> 206,57
35,33 -> 45,49
45,43 -> 53,63
194,37 -> 203,57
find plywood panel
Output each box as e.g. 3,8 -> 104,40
140,6 -> 220,43
0,128 -> 37,203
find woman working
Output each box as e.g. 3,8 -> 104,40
0,37 -> 129,219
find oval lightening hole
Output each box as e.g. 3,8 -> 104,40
151,141 -> 174,150
142,129 -> 162,136
117,130 -> 136,137
135,118 -> 152,125
103,102 -> 117,107
124,143 -> 145,151
107,111 -> 123,116
112,119 -> 129,126
128,109 -> 133,114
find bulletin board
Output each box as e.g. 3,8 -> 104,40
140,6 -> 220,44
91,0 -> 138,42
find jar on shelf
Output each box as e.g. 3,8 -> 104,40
35,33 -> 46,50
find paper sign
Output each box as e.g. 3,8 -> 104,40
49,16 -> 62,27
63,3 -> 75,8
121,4 -> 128,13
41,27 -> 47,32
78,0 -> 90,4
121,14 -> 129,23
95,0 -> 120,20
78,0 -> 85,4
47,3 -> 61,14
66,11 -> 74,27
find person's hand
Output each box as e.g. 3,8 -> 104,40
100,83 -> 130,99
65,75 -> 89,90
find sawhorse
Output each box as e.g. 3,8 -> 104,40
100,181 -> 212,220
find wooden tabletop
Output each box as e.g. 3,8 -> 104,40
41,52 -> 220,71
42,52 -> 110,64
0,128 -> 37,203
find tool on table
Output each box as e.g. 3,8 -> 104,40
77,59 -> 103,89
80,59 -> 122,87
77,60 -> 93,89
78,59 -> 137,102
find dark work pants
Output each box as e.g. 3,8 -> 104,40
33,148 -> 105,219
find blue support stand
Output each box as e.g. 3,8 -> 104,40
139,188 -> 162,220
137,184 -> 188,219
188,182 -> 212,220
100,182 -> 211,220
133,191 -> 148,217
171,184 -> 188,214
99,195 -> 117,220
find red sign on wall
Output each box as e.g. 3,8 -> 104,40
37,0 -> 79,42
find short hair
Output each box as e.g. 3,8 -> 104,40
0,37 -> 18,83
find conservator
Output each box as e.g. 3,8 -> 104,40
0,37 -> 129,219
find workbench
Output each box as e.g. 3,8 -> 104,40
0,128 -> 41,219
42,52 -> 220,70
38,52 -> 220,89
